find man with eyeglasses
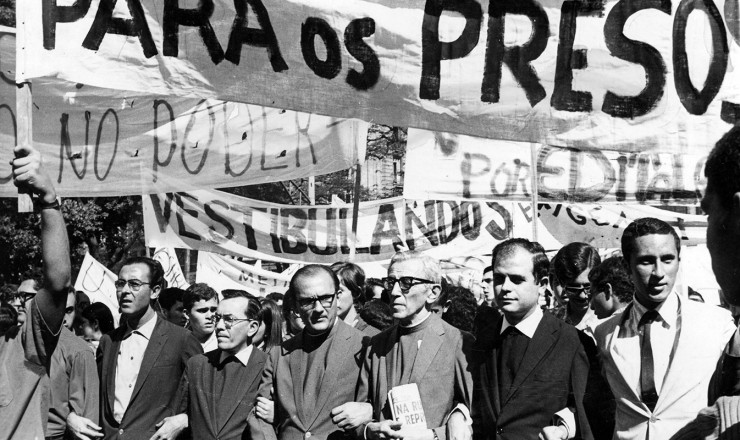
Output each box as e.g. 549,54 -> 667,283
10,277 -> 40,325
248,264 -> 371,440
356,251 -> 474,440
167,290 -> 268,440
0,144 -> 72,439
97,256 -> 202,440
593,218 -> 735,439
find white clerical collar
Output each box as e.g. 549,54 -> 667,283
125,313 -> 157,340
632,289 -> 679,329
501,307 -> 543,338
220,344 -> 254,366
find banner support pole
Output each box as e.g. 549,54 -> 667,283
349,164 -> 361,260
530,143 -> 538,242
16,81 -> 34,212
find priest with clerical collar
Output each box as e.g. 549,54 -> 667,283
357,251 -> 474,440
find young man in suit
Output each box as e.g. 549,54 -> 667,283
97,257 -> 202,440
0,144 -> 72,439
169,290 -> 268,440
248,264 -> 371,440
357,251 -> 474,440
473,238 -> 593,440
593,218 -> 735,439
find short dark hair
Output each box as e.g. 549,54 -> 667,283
588,256 -> 634,303
281,287 -> 299,334
158,287 -> 186,311
491,238 -> 550,281
358,299 -> 394,331
183,283 -> 218,310
81,302 -> 115,334
331,262 -> 367,305
266,292 -> 284,302
552,242 -> 601,286
621,217 -> 680,262
441,286 -> 477,333
706,125 -> 740,210
289,265 -> 340,296
121,256 -> 166,290
0,301 -> 18,332
221,289 -> 260,320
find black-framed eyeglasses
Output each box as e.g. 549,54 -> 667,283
114,279 -> 150,292
214,313 -> 253,329
382,277 -> 435,293
296,293 -> 337,311
13,291 -> 36,303
564,283 -> 591,296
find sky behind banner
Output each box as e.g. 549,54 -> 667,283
18,0 -> 740,151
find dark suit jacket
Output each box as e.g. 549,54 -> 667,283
176,347 -> 267,440
97,317 -> 202,440
248,320 -> 367,440
472,312 -> 593,440
357,314 -> 474,440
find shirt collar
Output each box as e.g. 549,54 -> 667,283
125,314 -> 157,340
501,307 -> 543,338
220,344 -> 254,366
632,290 -> 679,328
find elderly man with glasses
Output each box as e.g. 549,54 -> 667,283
355,250 -> 474,440
248,264 -> 371,440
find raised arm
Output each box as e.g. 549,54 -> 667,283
12,144 -> 71,331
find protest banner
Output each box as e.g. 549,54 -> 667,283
196,251 -> 293,296
404,129 -> 707,206
74,252 -> 120,326
18,0 -> 740,150
152,247 -> 190,289
0,28 -> 366,197
143,188 -> 707,264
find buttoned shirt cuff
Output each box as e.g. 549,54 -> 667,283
445,403 -> 472,426
552,408 -> 576,439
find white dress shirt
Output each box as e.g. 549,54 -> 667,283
114,314 -> 157,422
613,292 -> 679,396
201,332 -> 218,353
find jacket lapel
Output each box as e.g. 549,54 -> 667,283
385,325 -> 399,392
219,349 -> 267,433
205,351 -> 221,437
105,328 -> 125,414
504,314 -> 557,405
654,296 -> 691,414
307,323 -> 353,428
409,316 -> 444,384
607,304 -> 643,404
289,332 -> 306,427
127,318 -> 168,408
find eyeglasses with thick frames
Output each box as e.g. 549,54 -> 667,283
114,279 -> 150,292
214,314 -> 253,329
382,277 -> 435,292
564,283 -> 591,296
296,293 -> 337,311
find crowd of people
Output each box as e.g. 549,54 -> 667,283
1,126 -> 740,440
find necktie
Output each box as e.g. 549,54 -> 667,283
498,327 -> 527,401
640,310 -> 660,411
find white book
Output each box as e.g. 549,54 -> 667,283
388,383 -> 427,428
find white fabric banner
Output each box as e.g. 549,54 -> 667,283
0,28 -> 366,197
404,129 -> 707,206
196,251 -> 293,296
152,247 -> 190,289
74,252 -> 121,326
17,0 -> 740,150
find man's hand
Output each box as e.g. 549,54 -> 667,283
11,145 -> 55,201
255,396 -> 275,423
149,414 -> 188,440
331,402 -> 373,430
447,411 -> 471,440
66,412 -> 103,440
539,425 -> 568,440
365,421 -> 404,440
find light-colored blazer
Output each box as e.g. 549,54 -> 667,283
594,294 -> 735,440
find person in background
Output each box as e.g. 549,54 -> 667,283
551,242 -> 602,338
48,290 -> 101,440
587,256 -> 633,320
183,283 -> 219,352
266,292 -> 284,306
255,298 -> 284,352
331,262 -> 379,335
0,144 -> 72,439
480,266 -> 494,307
73,291 -> 91,334
281,288 -> 304,340
78,303 -> 115,350
358,299 -> 395,331
441,285 -> 478,333
158,287 -> 188,327
365,278 -> 386,301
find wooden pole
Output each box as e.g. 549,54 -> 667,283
349,164 -> 361,260
530,143 -> 539,242
308,176 -> 315,205
16,81 -> 33,212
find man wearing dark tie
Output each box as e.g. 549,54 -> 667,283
97,257 -> 202,439
168,290 -> 268,440
248,264 -> 370,440
594,218 -> 735,439
357,251 -> 474,440
472,239 -> 593,440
